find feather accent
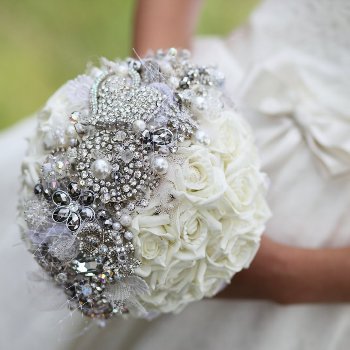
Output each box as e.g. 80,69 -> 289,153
105,276 -> 150,302
125,295 -> 148,317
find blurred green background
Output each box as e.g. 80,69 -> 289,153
0,0 -> 258,130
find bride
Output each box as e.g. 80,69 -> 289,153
1,0 -> 350,349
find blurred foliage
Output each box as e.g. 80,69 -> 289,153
0,0 -> 258,130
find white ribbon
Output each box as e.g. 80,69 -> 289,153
240,51 -> 350,177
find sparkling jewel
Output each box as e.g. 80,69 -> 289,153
139,199 -> 149,207
112,222 -> 121,231
101,193 -> 111,203
127,202 -> 135,211
98,244 -> 108,255
98,273 -> 107,283
68,203 -> 79,212
91,159 -> 112,180
79,207 -> 95,221
118,252 -> 127,263
56,273 -> 67,284
34,183 -> 43,195
52,190 -> 70,205
80,191 -> 95,206
43,188 -> 52,200
115,131 -> 127,141
52,207 -> 70,222
153,156 -> 169,175
152,128 -> 173,146
67,212 -> 81,231
129,59 -> 141,71
93,183 -> 100,192
49,180 -> 59,190
55,160 -> 64,170
104,218 -> 113,229
75,260 -> 98,274
97,209 -> 108,221
120,149 -> 134,164
81,284 -> 93,296
68,182 -> 81,199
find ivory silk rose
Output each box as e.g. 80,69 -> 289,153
131,110 -> 271,314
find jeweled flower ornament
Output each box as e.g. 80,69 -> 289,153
19,48 -> 271,321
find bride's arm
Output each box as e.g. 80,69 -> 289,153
133,0 -> 350,304
133,0 -> 202,56
218,236 -> 350,303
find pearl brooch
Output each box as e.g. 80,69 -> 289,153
112,222 -> 122,231
153,156 -> 169,175
195,130 -> 211,146
124,231 -> 134,241
167,47 -> 178,57
120,213 -> 132,227
133,119 -> 146,133
91,159 -> 112,180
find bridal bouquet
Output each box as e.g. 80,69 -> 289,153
19,49 -> 270,320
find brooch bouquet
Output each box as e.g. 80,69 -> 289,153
19,49 -> 271,321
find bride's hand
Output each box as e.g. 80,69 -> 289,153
218,236 -> 350,303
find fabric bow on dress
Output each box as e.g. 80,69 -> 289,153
240,51 -> 350,177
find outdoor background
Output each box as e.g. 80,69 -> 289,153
0,0 -> 258,130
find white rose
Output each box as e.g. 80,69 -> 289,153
133,202 -> 223,313
206,221 -> 260,270
137,230 -> 168,263
223,163 -> 266,220
170,144 -> 227,207
226,234 -> 260,269
140,259 -> 205,313
203,111 -> 259,171
170,202 -> 221,261
132,213 -> 175,275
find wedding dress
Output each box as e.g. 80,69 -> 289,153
1,0 -> 350,349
